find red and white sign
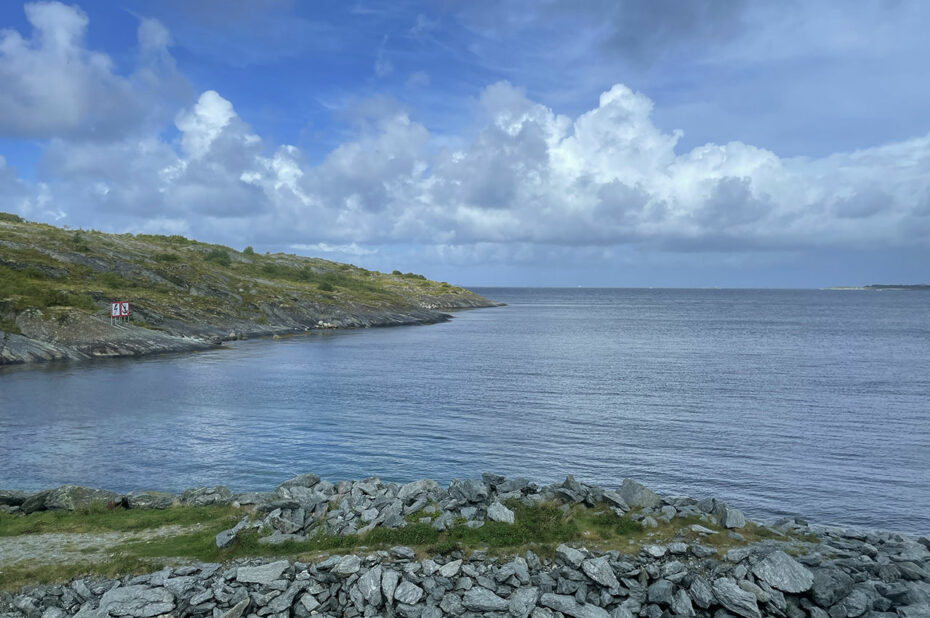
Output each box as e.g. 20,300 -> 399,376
111,301 -> 130,317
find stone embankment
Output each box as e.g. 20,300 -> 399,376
2,475 -> 929,617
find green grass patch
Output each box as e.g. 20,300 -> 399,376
0,505 -> 239,537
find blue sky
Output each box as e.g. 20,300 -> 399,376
1,1 -> 929,287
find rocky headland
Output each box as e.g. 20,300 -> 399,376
2,474 -> 928,617
0,214 -> 498,366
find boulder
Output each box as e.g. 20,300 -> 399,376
44,485 -> 121,511
488,500 -> 515,524
236,560 -> 290,585
215,516 -> 250,548
277,473 -> 320,489
811,567 -> 854,608
127,491 -> 176,510
647,579 -> 676,606
719,505 -> 747,529
618,479 -> 662,509
462,587 -> 509,612
20,490 -> 52,513
97,585 -> 175,617
510,587 -> 540,618
711,578 -> 761,618
539,593 -> 610,618
180,486 -> 233,507
556,544 -> 586,567
581,557 -> 620,589
751,550 -> 814,593
393,581 -> 423,605
0,490 -> 29,506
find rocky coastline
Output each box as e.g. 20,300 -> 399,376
0,299 -> 494,366
2,475 -> 929,617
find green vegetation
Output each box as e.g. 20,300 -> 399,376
203,248 -> 231,267
0,212 -> 24,224
0,215 -> 486,337
0,504 -> 239,537
0,500 -> 814,592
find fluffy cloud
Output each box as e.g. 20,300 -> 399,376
1,2 -> 929,273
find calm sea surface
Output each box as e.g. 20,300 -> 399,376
1,288 -> 929,532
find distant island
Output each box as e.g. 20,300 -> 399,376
0,212 -> 497,365
824,284 -> 930,291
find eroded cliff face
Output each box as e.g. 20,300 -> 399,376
0,216 -> 498,365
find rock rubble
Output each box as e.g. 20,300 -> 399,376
2,475 -> 929,617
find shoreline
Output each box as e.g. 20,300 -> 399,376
2,474 -> 928,617
0,301 -> 501,368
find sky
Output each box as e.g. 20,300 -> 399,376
1,1 -> 929,287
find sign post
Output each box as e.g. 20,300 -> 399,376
110,301 -> 130,325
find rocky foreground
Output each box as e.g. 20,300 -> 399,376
2,474 -> 929,618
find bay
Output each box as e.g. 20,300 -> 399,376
1,288 -> 928,532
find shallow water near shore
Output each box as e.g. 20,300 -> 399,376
2,288 -> 929,533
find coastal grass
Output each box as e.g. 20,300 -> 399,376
0,215 -> 481,334
0,504 -> 240,537
0,501 -> 815,591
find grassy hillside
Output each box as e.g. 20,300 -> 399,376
0,213 -> 493,357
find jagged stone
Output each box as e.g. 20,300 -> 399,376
236,560 -> 289,585
618,479 -> 662,509
462,586 -> 509,611
581,557 -> 620,589
751,550 -> 814,593
711,578 -> 761,618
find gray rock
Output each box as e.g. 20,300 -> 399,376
0,489 -> 28,506
462,478 -> 490,503
462,587 -> 509,611
221,598 -> 250,618
297,593 -> 320,613
180,486 -> 233,506
44,485 -> 121,511
641,516 -> 658,528
398,479 -> 437,502
333,554 -> 361,576
719,505 -> 746,529
432,511 -> 455,531
257,531 -> 305,545
671,589 -> 695,616
510,587 -> 540,617
643,544 -> 667,558
711,578 -> 761,618
439,559 -> 463,578
539,592 -> 610,618
266,581 -> 306,613
618,479 -> 662,509
647,579 -> 676,606
897,605 -> 930,618
690,576 -> 715,609
20,490 -> 51,513
394,581 -> 424,605
488,501 -> 516,524
556,544 -> 586,567
358,565 -> 383,605
236,560 -> 290,585
390,546 -> 416,559
215,516 -> 250,549
278,473 -> 320,489
97,585 -> 175,617
751,550 -> 813,593
581,557 -> 620,589
127,491 -> 176,509
811,568 -> 854,608
382,569 -> 401,604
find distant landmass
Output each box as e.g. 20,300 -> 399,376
825,284 -> 930,290
0,212 -> 496,365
